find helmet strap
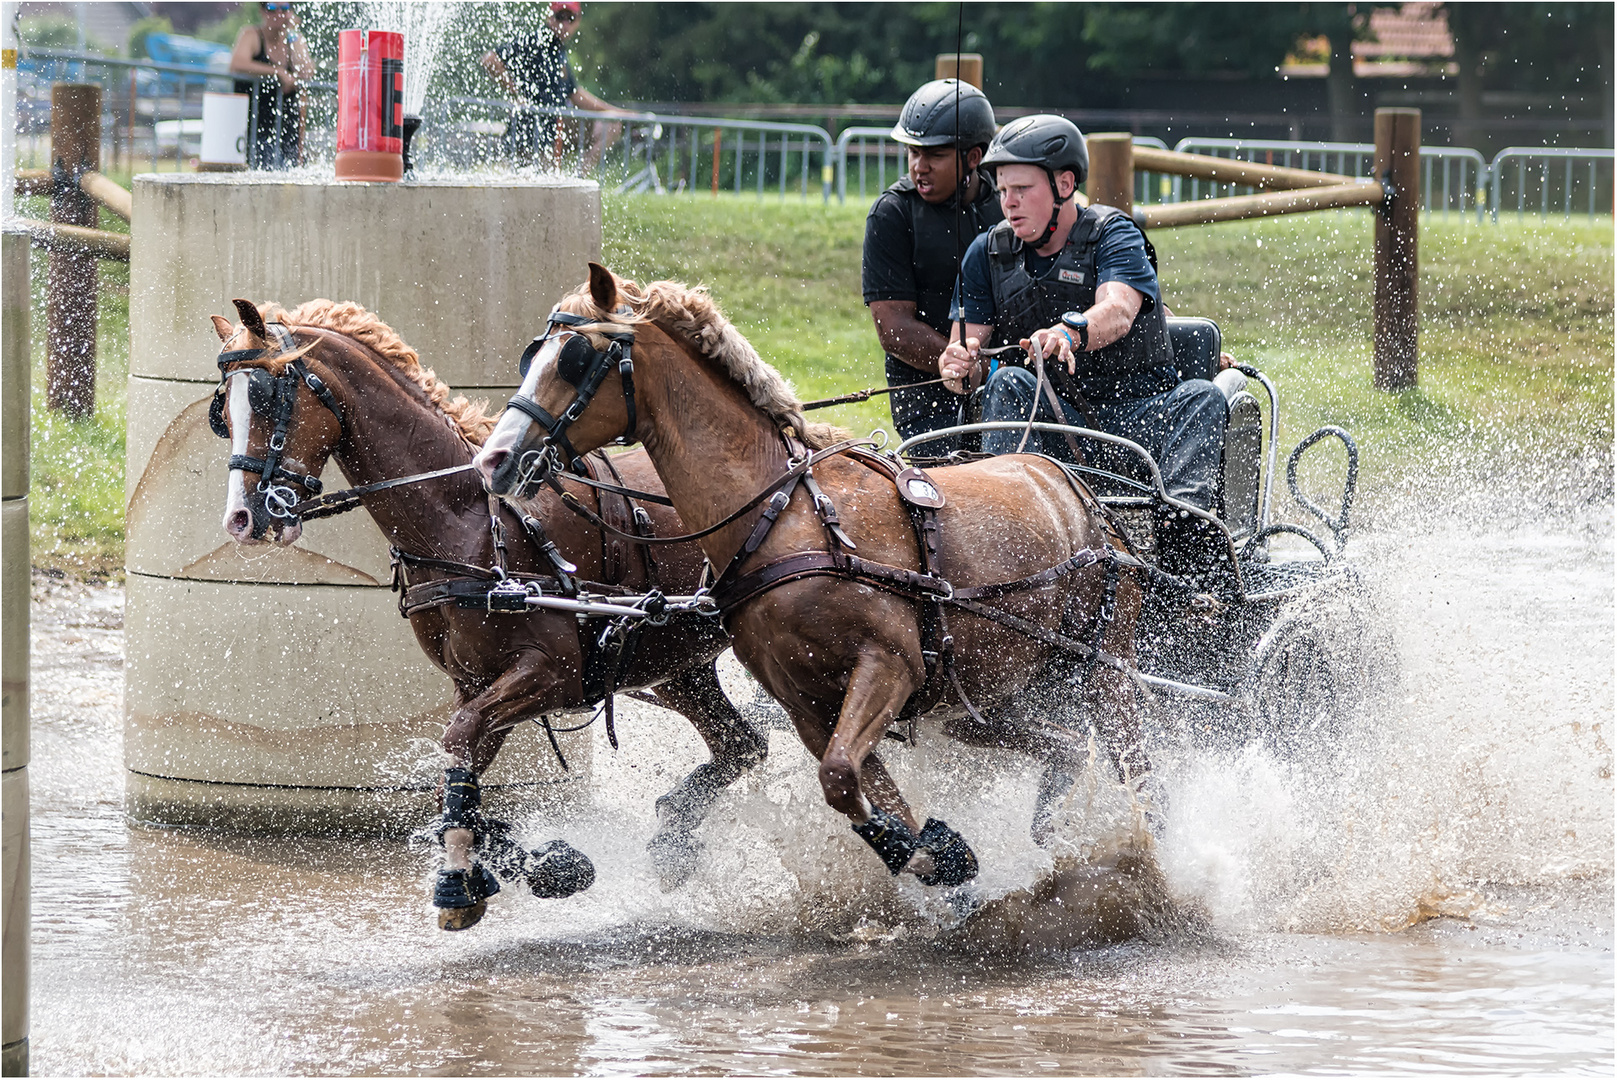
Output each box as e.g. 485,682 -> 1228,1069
1039,169 -> 1070,247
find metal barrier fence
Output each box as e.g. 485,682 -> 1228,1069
12,48 -> 1614,218
1489,146 -> 1615,222
834,127 -> 1165,204
15,48 -> 836,201
1166,138 -> 1490,220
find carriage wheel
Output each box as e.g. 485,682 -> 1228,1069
1242,579 -> 1394,758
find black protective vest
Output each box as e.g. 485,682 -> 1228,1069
985,205 -> 1175,399
887,170 -> 1003,334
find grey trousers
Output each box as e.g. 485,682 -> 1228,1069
980,366 -> 1228,510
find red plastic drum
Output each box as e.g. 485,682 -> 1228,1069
334,29 -> 404,182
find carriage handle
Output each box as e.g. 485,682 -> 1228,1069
895,421 -> 1227,532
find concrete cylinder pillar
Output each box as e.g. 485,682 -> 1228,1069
1086,133 -> 1134,215
2,223 -> 32,1077
126,175 -> 603,832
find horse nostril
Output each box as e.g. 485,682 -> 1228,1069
226,509 -> 252,538
481,448 -> 508,477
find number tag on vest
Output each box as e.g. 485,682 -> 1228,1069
1058,269 -> 1086,284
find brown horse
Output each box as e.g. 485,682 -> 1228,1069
474,265 -> 1148,889
211,297 -> 766,928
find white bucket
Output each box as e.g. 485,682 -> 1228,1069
200,92 -> 249,167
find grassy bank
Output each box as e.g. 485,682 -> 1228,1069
23,193 -> 1613,576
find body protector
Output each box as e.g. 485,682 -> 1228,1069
886,170 -> 1003,333
985,205 -> 1174,399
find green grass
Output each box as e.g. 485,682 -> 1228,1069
22,195 -> 131,579
22,191 -> 1614,576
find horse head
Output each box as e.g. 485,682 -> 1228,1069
476,263 -> 642,499
211,298 -> 344,546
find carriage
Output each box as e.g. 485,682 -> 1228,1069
214,272 -> 1392,915
883,315 -> 1390,757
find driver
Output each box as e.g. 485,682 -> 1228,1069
861,79 -> 1002,455
936,114 -> 1231,579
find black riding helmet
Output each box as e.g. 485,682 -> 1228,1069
890,79 -> 997,150
981,114 -> 1089,246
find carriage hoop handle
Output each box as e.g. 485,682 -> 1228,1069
1285,425 -> 1358,554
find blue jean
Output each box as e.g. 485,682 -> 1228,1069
980,367 -> 1228,510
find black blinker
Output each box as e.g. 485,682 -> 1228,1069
208,391 -> 229,439
556,335 -> 596,387
246,369 -> 279,417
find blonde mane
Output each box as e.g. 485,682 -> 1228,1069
557,275 -> 847,450
256,299 -> 497,444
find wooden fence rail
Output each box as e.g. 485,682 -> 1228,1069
1089,107 -> 1421,390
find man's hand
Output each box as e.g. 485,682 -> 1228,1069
1023,325 -> 1078,375
1218,351 -> 1235,371
938,337 -> 980,395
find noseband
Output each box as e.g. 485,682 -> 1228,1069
504,309 -> 638,479
209,323 -> 347,529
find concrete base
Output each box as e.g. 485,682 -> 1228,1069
127,174 -> 603,831
2,769 -> 27,1069
1,500 -> 25,773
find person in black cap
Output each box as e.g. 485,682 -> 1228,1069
937,114 -> 1232,582
861,79 -> 1002,455
481,1 -> 625,172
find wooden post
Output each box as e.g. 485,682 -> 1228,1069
935,53 -> 983,89
1373,107 -> 1420,391
1086,132 -> 1134,215
47,82 -> 102,419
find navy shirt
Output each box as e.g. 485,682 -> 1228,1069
496,28 -> 576,108
952,210 -> 1160,327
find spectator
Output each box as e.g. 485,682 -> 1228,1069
230,2 -> 312,170
480,1 -> 625,173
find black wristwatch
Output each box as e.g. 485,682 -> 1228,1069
1060,311 -> 1089,352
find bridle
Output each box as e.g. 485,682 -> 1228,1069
209,322 -> 347,533
503,308 -> 638,489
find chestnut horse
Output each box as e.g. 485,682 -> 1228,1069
475,266 -> 1148,889
211,298 -> 766,928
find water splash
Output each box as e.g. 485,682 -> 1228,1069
359,2 -> 458,116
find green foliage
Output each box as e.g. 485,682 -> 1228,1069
16,14 -> 114,55
192,3 -> 261,48
127,16 -> 175,60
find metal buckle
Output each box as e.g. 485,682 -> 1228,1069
487,579 -> 532,613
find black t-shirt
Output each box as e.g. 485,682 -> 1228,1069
862,169 -> 1003,337
495,28 -> 576,108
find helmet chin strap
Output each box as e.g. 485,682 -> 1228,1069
1038,169 -> 1070,247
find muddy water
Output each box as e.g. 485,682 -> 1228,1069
25,463 -> 1613,1075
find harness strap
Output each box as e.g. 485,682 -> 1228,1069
547,438 -> 874,547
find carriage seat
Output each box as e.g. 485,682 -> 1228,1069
1164,316 -> 1264,539
1166,316 -> 1221,383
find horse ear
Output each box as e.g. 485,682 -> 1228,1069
231,298 -> 267,340
210,315 -> 234,342
587,263 -> 618,312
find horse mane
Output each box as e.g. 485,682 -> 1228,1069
257,299 -> 497,444
558,276 -> 848,450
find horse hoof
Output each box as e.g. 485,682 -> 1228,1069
527,840 -> 596,899
433,864 -> 500,929
647,830 -> 700,890
438,900 -> 487,931
915,818 -> 979,888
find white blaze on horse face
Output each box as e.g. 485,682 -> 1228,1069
476,334 -> 563,482
221,371 -> 302,547
222,372 -> 256,543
